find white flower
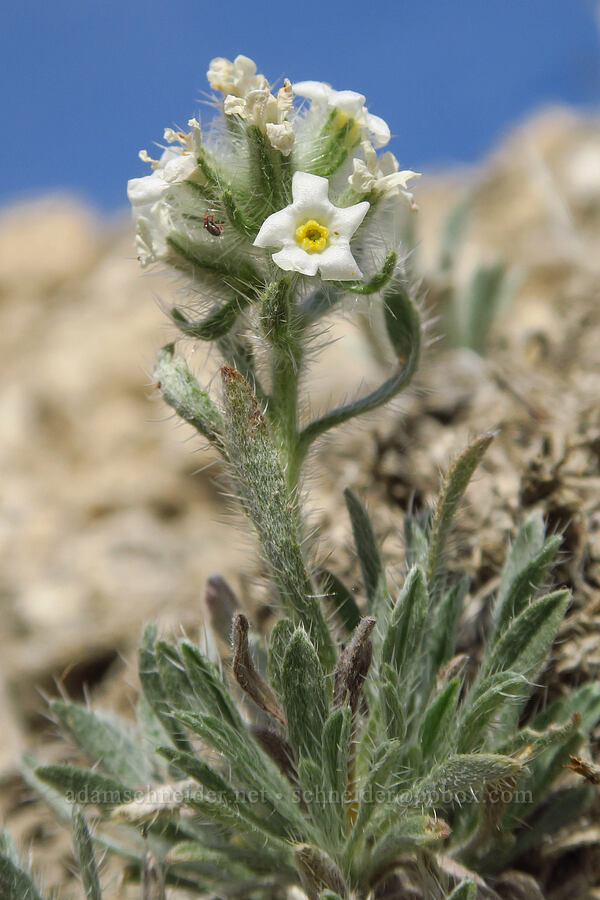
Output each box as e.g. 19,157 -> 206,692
223,79 -> 295,156
127,119 -> 203,266
207,55 -> 268,96
253,171 -> 369,280
349,141 -> 420,207
293,80 -> 390,148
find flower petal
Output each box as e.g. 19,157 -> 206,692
253,207 -> 297,249
291,171 -> 331,206
329,200 -> 370,240
292,81 -> 333,105
317,245 -> 363,281
272,245 -> 320,276
127,173 -> 166,207
366,112 -> 391,148
328,89 -> 366,118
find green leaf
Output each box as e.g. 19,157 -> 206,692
0,847 -> 44,900
322,707 -> 351,836
332,251 -> 398,295
426,433 -> 494,591
427,577 -> 469,671
157,747 -> 238,803
348,741 -> 403,851
481,590 -> 570,680
155,640 -> 196,711
419,677 -> 461,761
497,510 -> 545,603
170,296 -> 253,342
72,807 -> 102,900
51,700 -> 152,787
138,625 -> 193,754
166,232 -> 260,291
35,764 -> 132,807
492,534 -> 562,639
532,681 -> 600,734
281,629 -> 328,762
268,618 -> 295,699
297,284 -> 420,456
461,262 -> 506,354
362,815 -> 450,884
380,664 -> 406,739
318,568 -> 361,635
446,880 -> 477,900
458,672 -> 526,753
180,641 -> 243,729
382,566 -> 428,680
405,754 -> 523,811
152,345 -> 224,443
403,514 -> 429,569
344,488 -> 389,621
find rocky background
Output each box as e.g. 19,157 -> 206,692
1,107 -> 600,897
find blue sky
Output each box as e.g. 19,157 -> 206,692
3,0 -> 599,212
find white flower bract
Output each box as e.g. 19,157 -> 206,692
293,80 -> 391,148
253,171 -> 369,280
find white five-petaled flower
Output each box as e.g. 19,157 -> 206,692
253,171 -> 369,280
349,140 -> 421,207
293,81 -> 391,148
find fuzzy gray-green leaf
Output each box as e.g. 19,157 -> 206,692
35,764 -> 133,808
419,677 -> 461,761
268,618 -> 295,699
481,590 -> 570,680
382,566 -> 428,680
281,629 -> 328,762
344,488 -> 389,621
492,534 -> 562,639
153,344 -> 224,443
426,433 -> 494,590
72,807 -> 102,900
180,640 -> 243,729
458,672 -> 526,753
138,624 -> 193,753
406,754 -> 523,810
0,847 -> 44,900
51,700 -> 152,787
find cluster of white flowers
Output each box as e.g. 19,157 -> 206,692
127,55 -> 419,279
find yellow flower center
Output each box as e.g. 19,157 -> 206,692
295,219 -> 329,253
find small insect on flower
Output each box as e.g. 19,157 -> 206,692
203,208 -> 225,236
